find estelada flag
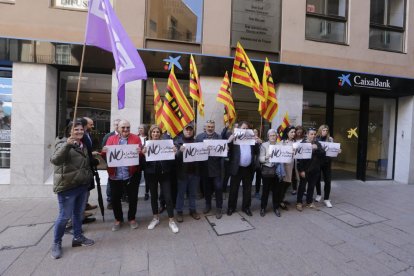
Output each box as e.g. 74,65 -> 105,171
189,54 -> 204,117
231,42 -> 265,102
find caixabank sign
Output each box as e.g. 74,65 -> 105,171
338,73 -> 391,90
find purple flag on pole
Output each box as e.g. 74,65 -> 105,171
85,0 -> 147,109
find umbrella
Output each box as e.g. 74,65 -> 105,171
93,166 -> 105,221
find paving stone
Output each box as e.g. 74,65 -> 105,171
334,203 -> 388,223
0,248 -> 24,275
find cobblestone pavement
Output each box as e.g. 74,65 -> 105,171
0,180 -> 414,276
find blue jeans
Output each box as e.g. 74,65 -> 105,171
176,174 -> 199,212
54,185 -> 88,244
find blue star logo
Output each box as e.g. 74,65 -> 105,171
163,56 -> 182,70
338,74 -> 352,87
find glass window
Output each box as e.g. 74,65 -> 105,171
0,76 -> 12,168
306,0 -> 348,44
57,72 -> 111,151
302,91 -> 326,129
369,0 -> 406,52
146,0 -> 203,43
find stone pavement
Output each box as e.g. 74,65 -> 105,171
0,180 -> 414,276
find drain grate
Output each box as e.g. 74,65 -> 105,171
0,222 -> 53,250
205,212 -> 254,236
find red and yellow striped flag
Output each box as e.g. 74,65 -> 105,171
153,79 -> 165,131
189,54 -> 204,117
259,58 -> 278,122
161,89 -> 184,138
231,42 -> 265,102
216,71 -> 236,126
167,66 -> 195,127
277,112 -> 290,142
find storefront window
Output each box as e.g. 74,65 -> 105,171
57,72 -> 111,151
0,76 -> 12,168
305,0 -> 348,44
366,97 -> 395,180
302,90 -> 326,129
146,0 -> 203,43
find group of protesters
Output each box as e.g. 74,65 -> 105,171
50,117 -> 336,259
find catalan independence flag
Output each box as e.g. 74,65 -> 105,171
189,54 -> 204,116
153,79 -> 165,131
161,89 -> 184,138
167,66 -> 195,127
216,71 -> 236,126
259,58 -> 278,122
231,42 -> 265,102
277,112 -> 290,142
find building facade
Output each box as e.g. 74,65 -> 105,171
0,0 -> 413,196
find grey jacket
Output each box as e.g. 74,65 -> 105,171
50,137 -> 93,194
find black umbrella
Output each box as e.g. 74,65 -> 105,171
93,166 -> 105,221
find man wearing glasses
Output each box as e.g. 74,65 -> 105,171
195,120 -> 224,219
102,120 -> 143,231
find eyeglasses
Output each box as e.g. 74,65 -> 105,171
206,120 -> 215,123
121,126 -> 130,129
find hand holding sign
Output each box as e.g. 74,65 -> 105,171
106,144 -> 140,167
268,144 -> 294,163
319,142 -> 341,157
294,143 -> 313,159
144,140 -> 175,161
233,128 -> 256,145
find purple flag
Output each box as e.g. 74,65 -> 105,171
85,0 -> 147,109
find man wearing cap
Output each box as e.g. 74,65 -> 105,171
174,122 -> 201,222
195,120 -> 224,219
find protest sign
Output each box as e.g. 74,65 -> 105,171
183,142 -> 209,162
319,142 -> 341,157
145,140 -> 175,161
106,144 -> 139,167
233,128 -> 255,145
293,143 -> 313,159
268,144 -> 294,163
204,139 -> 228,157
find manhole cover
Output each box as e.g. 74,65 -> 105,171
0,222 -> 53,250
205,212 -> 254,236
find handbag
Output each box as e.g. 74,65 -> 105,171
261,165 -> 275,177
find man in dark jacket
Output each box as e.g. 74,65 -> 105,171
175,122 -> 201,222
227,121 -> 260,216
195,120 -> 224,219
296,127 -> 325,211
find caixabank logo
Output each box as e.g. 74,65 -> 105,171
338,73 -> 391,90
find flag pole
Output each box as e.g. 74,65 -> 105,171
259,116 -> 263,139
72,42 -> 87,125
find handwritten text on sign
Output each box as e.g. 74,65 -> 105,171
106,144 -> 139,167
183,143 -> 209,162
233,128 -> 255,145
145,140 -> 175,161
319,142 -> 341,157
204,140 -> 228,157
268,144 -> 294,163
293,143 -> 313,159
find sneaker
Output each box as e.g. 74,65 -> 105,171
72,235 -> 94,247
147,218 -> 160,230
107,203 -> 113,210
169,221 -> 179,233
51,243 -> 62,259
176,212 -> 184,223
315,195 -> 322,202
291,190 -> 297,195
129,220 -> 138,229
296,203 -> 303,212
112,222 -> 121,232
190,210 -> 201,220
324,200 -> 333,208
306,203 -> 319,210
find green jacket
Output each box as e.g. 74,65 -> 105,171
50,137 -> 93,194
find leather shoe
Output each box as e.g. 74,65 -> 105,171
274,208 -> 281,217
107,203 -> 113,210
190,210 -> 200,220
85,203 -> 97,211
260,209 -> 265,217
243,208 -> 253,216
82,217 -> 96,224
227,209 -> 234,216
215,208 -> 222,219
280,202 -> 288,211
84,212 -> 93,218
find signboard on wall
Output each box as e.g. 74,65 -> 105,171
53,0 -> 113,11
231,0 -> 281,53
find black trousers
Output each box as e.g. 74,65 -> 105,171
228,166 -> 253,211
261,176 -> 283,210
254,168 -> 262,193
204,176 -> 223,209
222,159 -> 231,193
109,172 -> 140,222
297,170 -> 320,204
146,173 -> 174,218
315,163 -> 332,200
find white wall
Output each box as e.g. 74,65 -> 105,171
272,83 -> 303,127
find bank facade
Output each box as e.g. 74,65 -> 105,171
0,0 -> 414,196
